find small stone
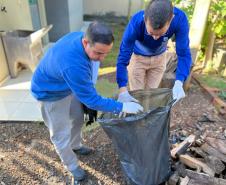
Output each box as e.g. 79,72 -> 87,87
181,130 -> 188,136
0,153 -> 5,161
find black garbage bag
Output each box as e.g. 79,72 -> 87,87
98,88 -> 174,185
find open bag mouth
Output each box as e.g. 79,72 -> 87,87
98,88 -> 173,123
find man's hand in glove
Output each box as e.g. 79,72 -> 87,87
118,90 -> 138,103
122,102 -> 144,114
172,80 -> 185,104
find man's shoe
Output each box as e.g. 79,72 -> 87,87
71,166 -> 86,181
73,146 -> 93,155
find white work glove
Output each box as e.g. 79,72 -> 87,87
118,91 -> 139,103
172,80 -> 185,104
122,102 -> 144,114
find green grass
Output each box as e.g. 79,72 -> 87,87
102,24 -> 125,68
198,75 -> 226,90
219,90 -> 226,100
96,78 -> 118,97
83,79 -> 118,132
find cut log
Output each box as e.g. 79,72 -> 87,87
205,137 -> 226,155
179,154 -> 215,177
168,172 -> 180,185
188,179 -> 207,185
171,135 -> 196,158
195,139 -> 205,146
190,147 -> 206,158
183,169 -> 226,185
190,147 -> 225,174
180,176 -> 190,185
201,143 -> 226,163
206,156 -> 225,174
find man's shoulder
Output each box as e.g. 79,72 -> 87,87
68,31 -> 84,37
58,32 -> 84,42
54,31 -> 84,51
171,6 -> 188,30
51,32 -> 88,70
131,10 -> 144,23
173,7 -> 187,19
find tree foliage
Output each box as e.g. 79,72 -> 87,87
172,0 -> 195,22
172,0 -> 226,37
210,0 -> 226,37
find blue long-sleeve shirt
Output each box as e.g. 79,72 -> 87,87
31,32 -> 122,113
117,7 -> 192,88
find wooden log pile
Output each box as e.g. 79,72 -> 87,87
168,134 -> 226,185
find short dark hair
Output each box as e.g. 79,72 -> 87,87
85,21 -> 114,46
144,0 -> 173,30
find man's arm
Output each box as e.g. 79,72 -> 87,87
173,12 -> 192,103
116,18 -> 139,90
63,66 -> 123,113
63,65 -> 143,114
175,12 -> 192,83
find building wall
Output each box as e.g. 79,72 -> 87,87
44,0 -> 70,42
84,0 -> 143,17
0,37 -> 9,83
0,0 -> 33,31
44,0 -> 83,42
0,0 -> 32,82
68,0 -> 83,32
37,0 -> 49,45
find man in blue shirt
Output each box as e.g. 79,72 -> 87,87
117,0 -> 192,104
31,22 -> 143,183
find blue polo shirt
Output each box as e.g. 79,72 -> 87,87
31,32 -> 123,113
117,7 -> 192,88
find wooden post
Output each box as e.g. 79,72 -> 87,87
127,0 -> 132,21
184,0 -> 212,90
223,66 -> 226,77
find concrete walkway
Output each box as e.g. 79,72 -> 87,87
0,69 -> 42,121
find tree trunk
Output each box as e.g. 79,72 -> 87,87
141,0 -> 146,9
203,25 -> 216,71
184,0 -> 211,90
223,66 -> 226,77
127,0 -> 132,21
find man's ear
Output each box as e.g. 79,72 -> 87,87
82,37 -> 89,48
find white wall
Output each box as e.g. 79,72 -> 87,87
0,38 -> 9,83
44,0 -> 84,41
0,0 -> 32,82
84,0 -> 143,17
0,0 -> 33,31
68,0 -> 83,32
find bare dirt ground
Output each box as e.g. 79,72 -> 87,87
0,80 -> 225,185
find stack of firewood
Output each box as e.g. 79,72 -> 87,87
168,134 -> 226,185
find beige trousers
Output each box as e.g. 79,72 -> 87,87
128,52 -> 167,90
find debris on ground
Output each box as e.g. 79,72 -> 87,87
0,80 -> 225,184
